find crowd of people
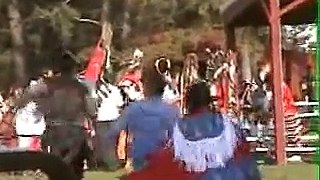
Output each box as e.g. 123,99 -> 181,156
0,45 -> 310,180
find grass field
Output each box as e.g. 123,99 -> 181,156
0,163 -> 316,180
84,163 -> 318,180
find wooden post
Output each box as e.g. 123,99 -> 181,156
269,0 -> 287,165
315,4 -> 320,179
315,0 -> 320,120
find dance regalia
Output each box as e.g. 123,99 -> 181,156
282,83 -> 298,116
15,101 -> 46,151
120,71 -> 142,91
282,83 -> 301,143
125,112 -> 260,180
210,82 -> 226,112
84,40 -> 106,83
163,85 -> 180,106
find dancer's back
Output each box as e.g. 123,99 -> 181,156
179,112 -> 224,141
177,112 -> 260,180
174,82 -> 260,180
105,56 -> 179,171
44,76 -> 87,123
126,97 -> 178,160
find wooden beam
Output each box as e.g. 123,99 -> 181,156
280,0 -> 312,17
294,101 -> 319,106
269,0 -> 287,166
255,147 -> 317,152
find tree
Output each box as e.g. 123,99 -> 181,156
0,0 -> 232,89
7,0 -> 27,84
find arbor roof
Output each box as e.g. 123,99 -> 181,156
220,0 -> 316,27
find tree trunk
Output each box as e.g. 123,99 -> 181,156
101,0 -> 114,80
7,0 -> 27,85
101,0 -> 113,49
120,0 -> 131,47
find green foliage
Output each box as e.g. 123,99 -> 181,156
32,3 -> 80,40
0,0 -> 229,88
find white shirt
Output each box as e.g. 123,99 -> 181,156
15,102 -> 46,136
162,85 -> 179,103
97,84 -> 124,121
210,84 -> 218,97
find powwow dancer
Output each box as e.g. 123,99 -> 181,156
83,39 -> 107,98
126,81 -> 261,180
114,49 -> 144,170
154,57 -> 180,105
103,56 -> 179,173
39,54 -> 91,179
180,53 -> 200,114
282,82 -> 302,144
0,98 -> 17,149
95,76 -> 124,168
205,49 -> 227,111
117,50 -> 143,94
15,80 -> 46,151
206,49 -> 238,115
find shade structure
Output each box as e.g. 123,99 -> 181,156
220,0 -> 316,27
220,0 -> 317,166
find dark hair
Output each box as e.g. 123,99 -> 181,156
186,81 -> 211,112
141,57 -> 167,96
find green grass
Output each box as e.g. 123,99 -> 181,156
0,163 -> 316,180
83,163 -> 317,180
259,163 -> 317,180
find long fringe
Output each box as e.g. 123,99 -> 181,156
173,115 -> 238,172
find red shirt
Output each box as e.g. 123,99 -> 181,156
282,83 -> 297,116
121,71 -> 142,90
84,46 -> 107,82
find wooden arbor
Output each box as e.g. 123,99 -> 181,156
220,0 -> 316,165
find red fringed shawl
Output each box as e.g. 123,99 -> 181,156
124,141 -> 250,180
